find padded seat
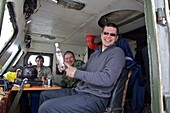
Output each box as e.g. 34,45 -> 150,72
105,68 -> 132,113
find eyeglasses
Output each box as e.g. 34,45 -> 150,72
103,32 -> 117,37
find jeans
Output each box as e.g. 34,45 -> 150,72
38,89 -> 109,113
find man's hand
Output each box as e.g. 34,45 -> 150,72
64,62 -> 77,78
40,76 -> 47,85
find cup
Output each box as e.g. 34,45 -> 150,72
47,78 -> 52,87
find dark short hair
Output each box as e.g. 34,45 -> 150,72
102,22 -> 119,35
35,55 -> 44,62
63,51 -> 75,59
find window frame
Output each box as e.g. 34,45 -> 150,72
23,52 -> 53,71
0,45 -> 21,76
0,2 -> 18,58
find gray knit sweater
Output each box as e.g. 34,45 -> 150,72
75,44 -> 125,98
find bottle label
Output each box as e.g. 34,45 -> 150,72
56,52 -> 65,70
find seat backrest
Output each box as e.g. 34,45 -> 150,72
106,68 -> 132,113
105,38 -> 145,113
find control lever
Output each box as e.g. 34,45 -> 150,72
8,78 -> 28,113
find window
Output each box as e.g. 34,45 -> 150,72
28,55 -> 50,66
0,4 -> 14,53
24,52 -> 53,71
0,2 -> 18,58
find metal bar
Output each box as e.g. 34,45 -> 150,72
144,0 -> 164,113
8,78 -> 28,113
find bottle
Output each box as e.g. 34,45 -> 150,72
55,48 -> 65,71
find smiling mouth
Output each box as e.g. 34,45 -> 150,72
105,39 -> 111,42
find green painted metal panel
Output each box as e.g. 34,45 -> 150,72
144,0 -> 164,113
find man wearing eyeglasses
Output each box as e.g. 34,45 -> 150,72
38,23 -> 125,113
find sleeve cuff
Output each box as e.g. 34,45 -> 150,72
74,69 -> 77,78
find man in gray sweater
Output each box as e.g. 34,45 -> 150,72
38,23 -> 125,113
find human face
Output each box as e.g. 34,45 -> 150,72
35,58 -> 44,67
64,53 -> 75,65
101,26 -> 119,51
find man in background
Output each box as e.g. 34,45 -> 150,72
35,55 -> 53,84
19,55 -> 53,113
60,51 -> 84,88
30,55 -> 53,113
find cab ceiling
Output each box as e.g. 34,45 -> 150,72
26,0 -> 145,46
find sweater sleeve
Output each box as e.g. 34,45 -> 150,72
77,61 -> 88,70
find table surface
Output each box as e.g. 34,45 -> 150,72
11,85 -> 61,91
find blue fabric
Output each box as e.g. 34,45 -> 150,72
19,92 -> 40,113
127,61 -> 145,113
116,38 -> 134,59
19,92 -> 29,106
116,38 -> 145,113
31,92 -> 40,113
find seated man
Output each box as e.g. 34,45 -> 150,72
38,22 -> 125,113
60,51 -> 84,88
19,55 -> 53,113
35,55 -> 53,84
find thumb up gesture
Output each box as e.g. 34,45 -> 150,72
64,62 -> 77,78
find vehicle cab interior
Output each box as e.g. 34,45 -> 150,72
0,0 -> 170,113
